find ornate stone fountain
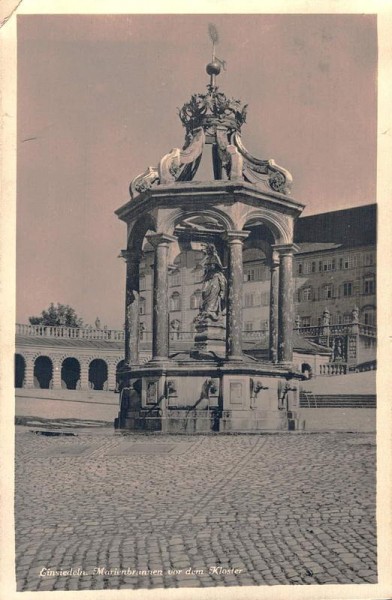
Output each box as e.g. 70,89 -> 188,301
115,31 -> 305,432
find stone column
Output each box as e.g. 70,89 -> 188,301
275,244 -> 299,363
107,361 -> 117,392
23,355 -> 35,388
269,253 -> 280,363
79,359 -> 90,390
51,357 -> 62,389
122,249 -> 141,365
147,233 -> 176,362
224,231 -> 249,361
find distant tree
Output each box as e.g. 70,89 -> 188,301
28,303 -> 84,328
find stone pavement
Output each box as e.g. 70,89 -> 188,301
15,427 -> 377,591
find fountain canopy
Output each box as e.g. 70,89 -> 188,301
129,60 -> 293,199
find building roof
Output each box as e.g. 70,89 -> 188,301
295,204 -> 376,248
295,242 -> 342,255
292,332 -> 331,355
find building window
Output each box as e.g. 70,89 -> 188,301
170,270 -> 181,286
244,322 -> 253,332
301,316 -> 311,327
362,307 -> 376,326
139,297 -> 146,315
364,253 -> 374,266
190,290 -> 202,310
244,267 -> 262,282
260,292 -> 269,306
342,282 -> 353,297
343,313 -> 351,324
297,263 -> 303,275
341,255 -> 358,270
335,314 -> 343,325
170,292 -> 181,311
244,268 -> 254,281
169,319 -> 181,339
139,322 -> 146,340
302,287 -> 312,302
311,261 -> 316,273
323,258 -> 335,272
363,276 -> 375,295
318,261 -> 322,272
244,293 -> 255,308
324,284 -> 333,299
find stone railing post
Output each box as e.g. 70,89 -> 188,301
224,231 -> 249,361
351,306 -> 360,335
147,233 -> 176,362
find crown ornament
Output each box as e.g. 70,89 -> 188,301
179,88 -> 248,136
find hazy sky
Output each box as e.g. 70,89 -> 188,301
17,14 -> 377,329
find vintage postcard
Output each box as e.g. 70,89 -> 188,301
1,2 -> 392,600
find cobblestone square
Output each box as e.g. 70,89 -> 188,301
15,427 -> 377,591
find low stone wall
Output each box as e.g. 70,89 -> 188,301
298,408 -> 376,433
15,389 -> 119,423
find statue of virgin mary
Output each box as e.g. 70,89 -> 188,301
196,243 -> 227,322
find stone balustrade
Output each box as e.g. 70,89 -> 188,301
295,322 -> 376,339
17,322 -> 376,345
358,324 -> 377,337
319,363 -> 347,376
295,325 -> 323,337
16,324 -> 125,342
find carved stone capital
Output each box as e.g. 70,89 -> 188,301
119,248 -> 142,264
272,243 -> 299,257
146,233 -> 177,248
223,230 -> 249,245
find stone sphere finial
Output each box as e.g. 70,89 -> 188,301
206,60 -> 221,77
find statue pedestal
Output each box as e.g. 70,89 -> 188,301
193,319 -> 226,355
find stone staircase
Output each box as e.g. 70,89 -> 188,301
299,392 -> 376,409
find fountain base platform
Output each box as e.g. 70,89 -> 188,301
115,354 -> 304,433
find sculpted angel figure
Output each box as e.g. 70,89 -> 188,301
195,243 -> 227,322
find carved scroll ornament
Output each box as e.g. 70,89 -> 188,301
232,132 -> 293,195
129,129 -> 205,198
